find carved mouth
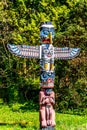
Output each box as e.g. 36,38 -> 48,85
41,83 -> 54,88
42,38 -> 50,43
47,54 -> 51,57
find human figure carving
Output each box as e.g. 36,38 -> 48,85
40,89 -> 56,127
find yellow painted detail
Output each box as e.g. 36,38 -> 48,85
44,63 -> 49,71
50,64 -> 54,71
49,32 -> 53,44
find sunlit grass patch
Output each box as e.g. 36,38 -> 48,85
0,104 -> 87,130
56,113 -> 87,130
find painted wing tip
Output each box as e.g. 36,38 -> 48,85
7,44 -> 14,49
7,43 -> 10,47
70,48 -> 81,58
7,44 -> 17,55
7,44 -> 11,51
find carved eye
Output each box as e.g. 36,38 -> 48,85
43,30 -> 48,35
50,28 -> 54,34
50,50 -> 53,54
44,49 -> 49,53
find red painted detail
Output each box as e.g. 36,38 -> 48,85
42,38 -> 50,43
41,86 -> 54,88
47,78 -> 54,83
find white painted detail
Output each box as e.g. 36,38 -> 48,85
41,24 -> 54,28
40,45 -> 42,59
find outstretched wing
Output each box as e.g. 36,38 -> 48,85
54,47 -> 80,60
7,44 -> 40,59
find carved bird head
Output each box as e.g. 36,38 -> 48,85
40,22 -> 55,44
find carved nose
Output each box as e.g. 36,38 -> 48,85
47,78 -> 52,83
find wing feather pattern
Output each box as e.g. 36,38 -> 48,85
54,47 -> 80,59
7,44 -> 40,59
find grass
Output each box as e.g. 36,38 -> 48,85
0,103 -> 87,130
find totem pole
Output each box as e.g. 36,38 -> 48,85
7,22 -> 80,130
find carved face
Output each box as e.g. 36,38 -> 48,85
42,44 -> 54,58
40,23 -> 55,43
40,71 -> 55,88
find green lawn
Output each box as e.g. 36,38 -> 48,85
0,104 -> 87,130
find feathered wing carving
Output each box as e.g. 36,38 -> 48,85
54,47 -> 80,60
7,44 -> 80,60
7,44 -> 40,59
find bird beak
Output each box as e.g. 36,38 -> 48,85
49,32 -> 53,44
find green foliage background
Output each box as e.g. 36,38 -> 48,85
0,0 -> 87,113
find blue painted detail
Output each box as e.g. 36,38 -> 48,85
12,48 -> 18,52
70,49 -> 77,56
69,48 -> 80,58
46,44 -> 49,49
62,47 -> 68,51
40,60 -> 43,66
7,44 -> 40,59
15,49 -> 20,54
46,88 -> 52,94
22,45 -> 29,48
40,71 -> 55,82
9,44 -> 16,48
72,48 -> 78,52
40,26 -> 55,41
47,22 -> 52,25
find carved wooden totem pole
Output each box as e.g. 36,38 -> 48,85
7,22 -> 80,130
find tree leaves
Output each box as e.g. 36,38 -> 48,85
0,0 -> 86,112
